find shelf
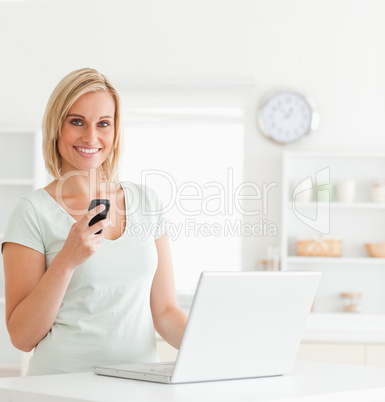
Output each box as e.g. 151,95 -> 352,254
0,127 -> 38,134
289,202 -> 385,209
286,256 -> 385,265
0,365 -> 20,369
0,179 -> 34,186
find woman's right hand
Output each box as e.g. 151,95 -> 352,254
3,203 -> 110,352
58,204 -> 110,270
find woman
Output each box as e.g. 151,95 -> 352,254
1,68 -> 187,375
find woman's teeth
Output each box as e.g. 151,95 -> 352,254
75,147 -> 100,154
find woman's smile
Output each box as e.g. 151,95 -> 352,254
73,146 -> 102,158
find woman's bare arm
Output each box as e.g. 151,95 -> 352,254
150,235 -> 187,350
4,243 -> 76,352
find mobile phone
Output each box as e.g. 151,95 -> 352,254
88,199 -> 111,234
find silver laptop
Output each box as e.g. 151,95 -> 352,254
93,271 -> 320,384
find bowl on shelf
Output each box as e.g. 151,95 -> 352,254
365,243 -> 385,258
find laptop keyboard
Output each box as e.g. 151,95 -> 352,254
141,363 -> 175,375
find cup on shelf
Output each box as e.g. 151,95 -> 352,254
292,179 -> 313,203
370,179 -> 385,203
337,180 -> 357,203
294,187 -> 313,203
258,260 -> 268,271
316,183 -> 333,202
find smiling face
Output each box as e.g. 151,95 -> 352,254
58,91 -> 116,175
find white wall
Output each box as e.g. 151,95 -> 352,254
1,0 -> 384,268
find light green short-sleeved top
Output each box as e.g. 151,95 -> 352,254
1,181 -> 167,375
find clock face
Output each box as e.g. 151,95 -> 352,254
259,91 -> 317,144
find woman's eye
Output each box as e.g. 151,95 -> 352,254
98,121 -> 110,127
70,119 -> 83,126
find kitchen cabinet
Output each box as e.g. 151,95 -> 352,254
297,342 -> 385,367
157,338 -> 178,362
367,345 -> 385,367
158,336 -> 385,368
297,342 -> 366,365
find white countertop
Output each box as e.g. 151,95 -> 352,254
0,361 -> 385,402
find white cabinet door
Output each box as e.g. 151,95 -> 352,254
156,338 -> 178,362
366,345 -> 385,367
297,342 -> 366,366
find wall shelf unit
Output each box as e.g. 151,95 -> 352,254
281,151 -> 385,316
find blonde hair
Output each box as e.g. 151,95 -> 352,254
42,68 -> 123,182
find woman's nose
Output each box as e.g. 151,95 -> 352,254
82,126 -> 98,144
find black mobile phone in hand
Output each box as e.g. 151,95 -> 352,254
88,199 -> 110,234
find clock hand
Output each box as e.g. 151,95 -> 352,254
285,107 -> 294,119
279,104 -> 287,118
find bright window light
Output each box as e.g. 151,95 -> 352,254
121,114 -> 244,293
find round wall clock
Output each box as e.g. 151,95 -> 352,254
258,90 -> 319,144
